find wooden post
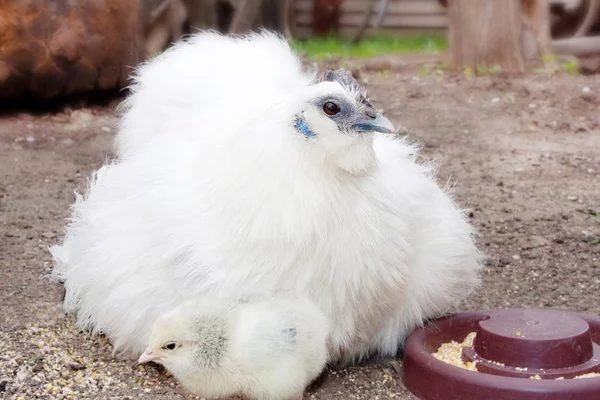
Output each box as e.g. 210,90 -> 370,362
145,0 -> 187,57
228,0 -> 265,34
183,0 -> 219,32
312,0 -> 343,37
447,0 -> 551,73
260,0 -> 285,31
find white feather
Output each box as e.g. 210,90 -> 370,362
50,31 -> 483,363
115,30 -> 315,159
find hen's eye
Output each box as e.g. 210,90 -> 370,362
164,342 -> 177,350
323,102 -> 340,116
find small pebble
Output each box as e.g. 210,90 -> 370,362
68,362 -> 86,371
512,255 -> 521,261
101,126 -> 112,133
567,195 -> 579,202
26,136 -> 35,143
386,360 -> 401,374
70,110 -> 93,123
491,97 -> 500,103
582,86 -> 591,93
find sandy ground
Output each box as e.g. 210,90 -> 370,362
1,54 -> 600,400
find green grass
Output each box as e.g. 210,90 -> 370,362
534,53 -> 581,76
292,34 -> 448,59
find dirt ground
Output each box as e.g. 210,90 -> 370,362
1,54 -> 600,400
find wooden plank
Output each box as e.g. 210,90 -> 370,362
294,0 -> 446,14
293,0 -> 312,12
552,36 -> 600,55
293,12 -> 312,25
341,12 -> 448,28
294,11 -> 447,28
338,26 -> 447,37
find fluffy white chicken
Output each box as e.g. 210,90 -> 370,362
51,30 -> 482,363
138,292 -> 329,400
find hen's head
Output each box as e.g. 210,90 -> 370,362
289,69 -> 395,175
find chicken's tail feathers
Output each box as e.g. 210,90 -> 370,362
48,163 -> 112,285
113,30 -> 315,159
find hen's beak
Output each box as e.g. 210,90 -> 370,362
138,347 -> 161,364
353,113 -> 395,134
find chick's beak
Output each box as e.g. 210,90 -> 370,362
352,112 -> 395,134
138,347 -> 161,364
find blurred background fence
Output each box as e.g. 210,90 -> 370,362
170,0 -> 600,44
1,0 -> 600,102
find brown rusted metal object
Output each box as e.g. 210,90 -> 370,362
0,0 -> 145,100
312,0 -> 342,36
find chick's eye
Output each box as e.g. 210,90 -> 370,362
323,102 -> 340,116
164,342 -> 177,350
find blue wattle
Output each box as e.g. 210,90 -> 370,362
297,119 -> 316,137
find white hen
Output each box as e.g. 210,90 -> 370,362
138,292 -> 329,400
51,30 -> 482,363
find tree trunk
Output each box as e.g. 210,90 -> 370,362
522,0 -> 552,59
448,0 -> 551,73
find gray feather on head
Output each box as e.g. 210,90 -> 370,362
325,68 -> 408,136
324,69 -> 375,110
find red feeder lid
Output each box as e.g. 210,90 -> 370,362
403,308 -> 600,400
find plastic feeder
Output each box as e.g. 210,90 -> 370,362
403,308 -> 600,399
